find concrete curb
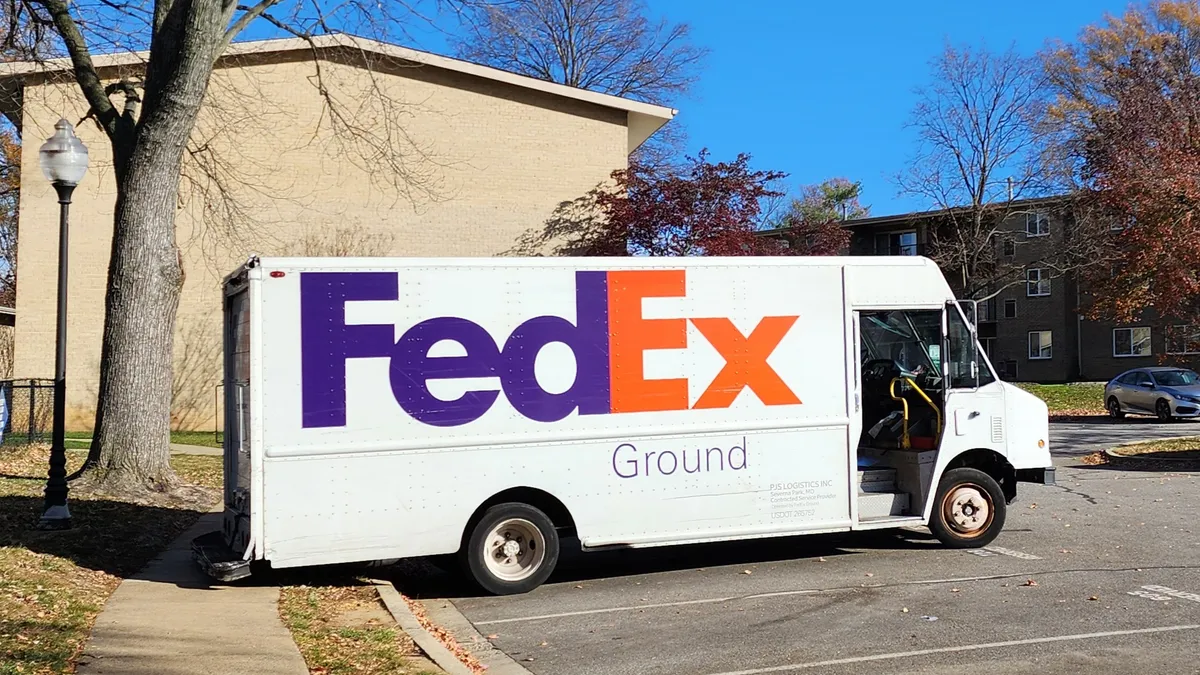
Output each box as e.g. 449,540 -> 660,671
372,580 -> 476,675
1104,447 -> 1200,463
1104,435 -> 1200,463
421,597 -> 536,675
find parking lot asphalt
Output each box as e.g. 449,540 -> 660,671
392,422 -> 1200,675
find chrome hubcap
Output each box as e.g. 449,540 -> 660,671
483,518 -> 546,582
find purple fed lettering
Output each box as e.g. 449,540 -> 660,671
497,271 -> 611,423
390,317 -> 502,427
299,269 -> 614,428
300,272 -> 398,428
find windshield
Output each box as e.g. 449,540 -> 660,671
1152,370 -> 1200,387
860,311 -> 942,375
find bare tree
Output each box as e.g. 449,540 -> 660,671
452,0 -> 705,167
897,43 -> 1066,300
4,0 -> 481,498
281,223 -> 397,257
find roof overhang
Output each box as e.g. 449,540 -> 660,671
0,33 -> 677,155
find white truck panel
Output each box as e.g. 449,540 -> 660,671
192,255 -> 1054,585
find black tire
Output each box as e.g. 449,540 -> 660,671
1107,397 -> 1125,419
1156,399 -> 1174,422
461,502 -> 559,595
929,467 -> 1006,549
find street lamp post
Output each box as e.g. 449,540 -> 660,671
37,119 -> 88,531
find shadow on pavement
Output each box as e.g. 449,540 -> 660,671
390,527 -> 946,599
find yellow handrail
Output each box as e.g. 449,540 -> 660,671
889,377 -> 943,449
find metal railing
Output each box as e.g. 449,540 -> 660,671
1,379 -> 55,445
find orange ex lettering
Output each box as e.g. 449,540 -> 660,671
607,269 -> 800,413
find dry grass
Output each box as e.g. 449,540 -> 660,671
279,584 -> 441,675
0,446 -> 221,674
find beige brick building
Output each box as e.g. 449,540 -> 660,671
0,34 -> 674,430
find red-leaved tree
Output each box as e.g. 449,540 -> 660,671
1080,48 -> 1200,323
568,150 -> 788,256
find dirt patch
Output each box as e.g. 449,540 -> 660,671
279,583 -> 441,675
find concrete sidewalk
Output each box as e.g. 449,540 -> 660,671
169,443 -> 222,456
76,512 -> 308,675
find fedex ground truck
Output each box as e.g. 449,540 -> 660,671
193,255 -> 1055,595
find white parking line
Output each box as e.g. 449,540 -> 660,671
982,546 -> 1042,560
1129,585 -> 1200,604
703,624 -> 1200,675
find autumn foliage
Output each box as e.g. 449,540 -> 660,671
1051,1 -> 1200,322
580,150 -> 789,256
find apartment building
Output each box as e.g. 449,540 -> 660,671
762,196 -> 1200,383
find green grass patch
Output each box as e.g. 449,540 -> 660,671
1017,382 -> 1106,416
0,446 -> 221,674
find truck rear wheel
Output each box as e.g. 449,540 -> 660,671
462,503 -> 559,595
929,468 -> 1006,548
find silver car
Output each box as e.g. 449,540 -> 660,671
1105,367 -> 1200,421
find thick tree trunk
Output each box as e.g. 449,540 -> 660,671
82,0 -> 236,497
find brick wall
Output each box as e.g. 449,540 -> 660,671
13,50 -> 633,430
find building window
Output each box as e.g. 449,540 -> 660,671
1003,299 -> 1017,319
1026,269 -> 1050,297
1025,211 -> 1050,237
981,337 -> 996,358
998,360 -> 1019,379
1167,325 -> 1200,355
1113,327 -> 1152,358
1028,331 -> 1053,360
874,231 -> 918,256
975,299 -> 996,322
1002,239 -> 1016,257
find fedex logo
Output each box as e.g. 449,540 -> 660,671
299,269 -> 801,428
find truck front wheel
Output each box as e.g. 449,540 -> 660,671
929,468 -> 1006,548
462,503 -> 559,595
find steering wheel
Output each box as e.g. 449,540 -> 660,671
863,359 -> 902,384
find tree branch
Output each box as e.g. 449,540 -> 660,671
34,0 -> 120,138
221,0 -> 281,53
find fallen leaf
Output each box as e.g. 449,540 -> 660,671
1022,579 -> 1039,587
1089,596 -> 1099,601
865,573 -> 874,577
540,641 -> 548,647
950,588 -> 961,593
742,570 -> 753,575
574,585 -> 584,589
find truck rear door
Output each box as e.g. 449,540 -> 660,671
222,281 -> 254,556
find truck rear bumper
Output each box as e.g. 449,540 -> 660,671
1016,467 -> 1056,486
191,530 -> 253,582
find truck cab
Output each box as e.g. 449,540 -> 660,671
851,299 -> 1054,545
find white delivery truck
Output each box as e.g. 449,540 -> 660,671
193,255 -> 1055,595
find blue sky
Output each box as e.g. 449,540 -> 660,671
391,0 -> 1130,216
242,1 -> 1132,216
